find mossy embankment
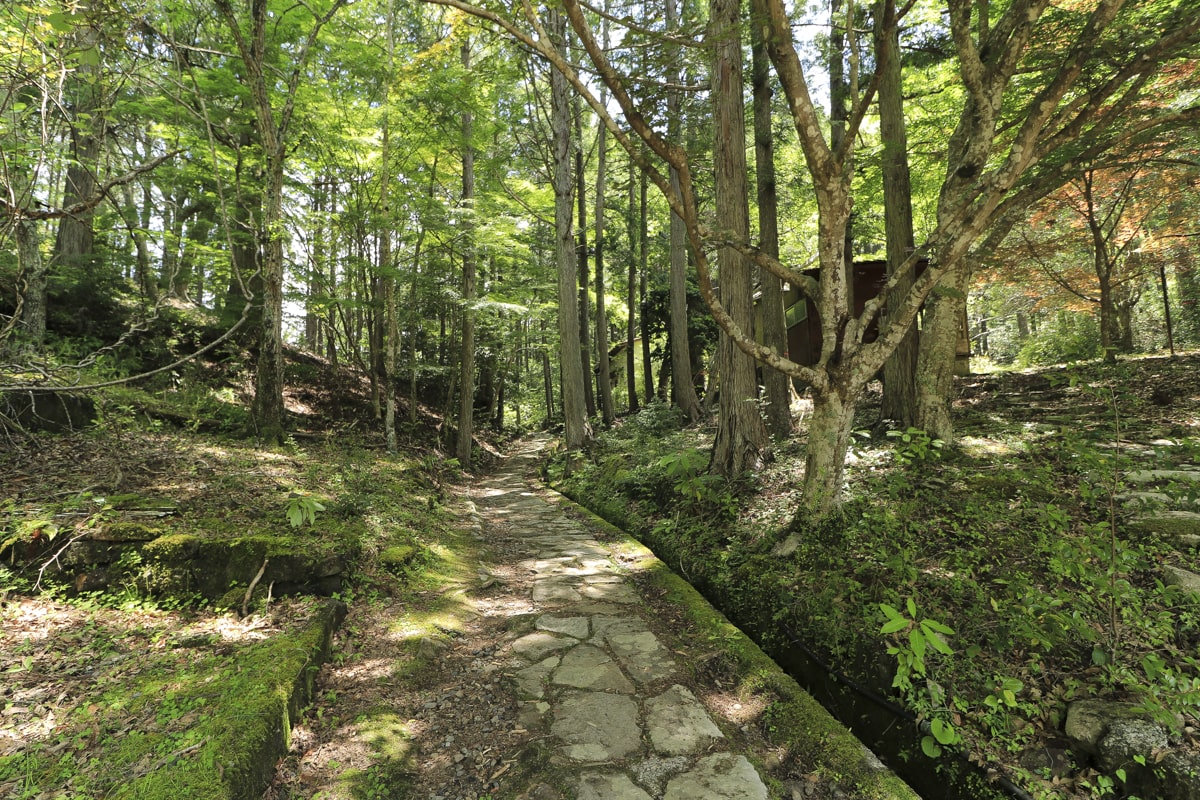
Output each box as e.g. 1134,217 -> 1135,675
0,596 -> 343,800
1,403 -> 467,799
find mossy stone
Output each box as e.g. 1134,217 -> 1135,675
379,544 -> 416,570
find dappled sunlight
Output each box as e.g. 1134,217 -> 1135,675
958,435 -> 1019,457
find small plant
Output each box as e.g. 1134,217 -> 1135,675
656,450 -> 737,517
886,427 -> 943,466
879,599 -> 956,692
879,599 -> 960,758
285,494 -> 325,528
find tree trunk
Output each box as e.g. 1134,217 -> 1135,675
751,0 -> 793,438
383,10 -> 398,455
456,41 -> 477,467
709,0 -> 769,477
1117,298 -> 1136,353
254,159 -> 288,442
666,0 -> 703,422
803,382 -> 859,516
52,9 -> 103,282
9,161 -> 47,355
626,153 -> 640,413
639,169 -> 654,406
875,0 -> 918,426
915,264 -> 969,442
307,182 -> 326,350
216,0 -> 345,442
593,59 -> 615,426
550,11 -> 592,452
574,95 -> 596,419
119,179 -> 156,303
1098,274 -> 1119,363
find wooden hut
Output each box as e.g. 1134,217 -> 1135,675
767,259 -> 971,375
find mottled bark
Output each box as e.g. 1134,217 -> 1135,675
803,381 -> 859,515
915,266 -> 969,442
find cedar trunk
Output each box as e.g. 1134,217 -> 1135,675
709,0 -> 769,477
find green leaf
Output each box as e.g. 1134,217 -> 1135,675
909,628 -> 927,666
921,618 -> 955,636
906,597 -> 918,617
879,603 -> 903,620
931,717 -> 959,746
46,12 -> 75,32
921,735 -> 942,758
880,617 -> 908,634
286,505 -> 304,528
923,627 -> 954,656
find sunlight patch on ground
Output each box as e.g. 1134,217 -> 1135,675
214,613 -> 280,643
959,435 -> 1017,456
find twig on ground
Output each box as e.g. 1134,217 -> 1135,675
243,557 -> 269,617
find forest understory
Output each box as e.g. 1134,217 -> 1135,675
2,351 -> 1199,800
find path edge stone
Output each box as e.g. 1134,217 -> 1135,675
550,492 -> 919,800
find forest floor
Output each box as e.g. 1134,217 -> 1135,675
2,350 -> 1199,800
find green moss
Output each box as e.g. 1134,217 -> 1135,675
142,533 -> 201,559
1128,513 -> 1200,540
98,521 -> 167,541
113,599 -> 343,800
379,544 -> 416,570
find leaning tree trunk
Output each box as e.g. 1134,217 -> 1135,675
709,0 -> 769,477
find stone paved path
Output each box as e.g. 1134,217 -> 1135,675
475,441 -> 770,800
